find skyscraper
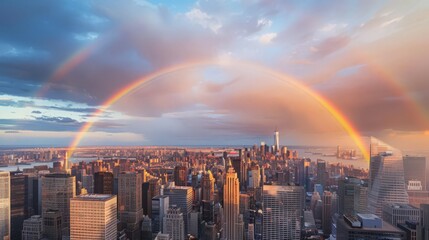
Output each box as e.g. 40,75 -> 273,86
224,161 -> 240,240
418,204 -> 429,240
22,215 -> 43,240
94,171 -> 114,194
382,203 -> 420,227
10,170 -> 28,240
316,159 -> 327,189
368,138 -> 409,217
174,166 -> 187,186
43,209 -> 62,240
41,173 -> 76,233
163,206 -> 185,240
163,183 -> 193,235
0,171 -> 10,240
263,185 -> 304,240
202,170 -> 215,201
403,155 -> 426,190
274,129 -> 280,153
63,151 -> 70,175
338,176 -> 361,215
70,194 -> 117,240
152,195 -> 169,235
322,191 -> 332,236
118,172 -> 143,240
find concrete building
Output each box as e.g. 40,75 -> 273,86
201,171 -> 215,201
22,215 -> 43,240
163,206 -> 185,240
263,185 -> 304,240
163,183 -> 193,236
41,173 -> 75,233
418,204 -> 429,240
337,214 -> 405,239
118,172 -> 143,240
403,156 -> 426,191
383,203 -> 420,227
94,171 -> 114,194
0,171 -> 10,240
10,171 -> 28,240
322,191 -> 332,236
338,176 -> 361,215
43,209 -> 62,240
174,166 -> 187,187
70,194 -> 117,240
152,195 -> 169,235
224,161 -> 240,240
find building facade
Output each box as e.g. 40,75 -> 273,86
70,194 -> 117,240
263,185 -> 304,240
0,171 -> 10,240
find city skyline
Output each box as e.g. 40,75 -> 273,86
0,1 -> 429,155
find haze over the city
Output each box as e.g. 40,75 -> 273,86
1,1 -> 429,154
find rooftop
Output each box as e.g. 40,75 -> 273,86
73,194 -> 116,201
385,203 -> 418,209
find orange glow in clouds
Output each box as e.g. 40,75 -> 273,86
66,59 -> 371,161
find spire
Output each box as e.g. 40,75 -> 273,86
64,151 -> 70,174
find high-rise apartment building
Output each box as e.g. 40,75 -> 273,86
41,173 -> 75,233
368,138 -> 409,217
163,183 -> 193,236
263,185 -> 304,240
0,171 -> 10,240
118,172 -> 143,240
224,161 -> 240,240
70,194 -> 117,240
163,206 -> 185,240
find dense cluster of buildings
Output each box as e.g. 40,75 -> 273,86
0,134 -> 428,240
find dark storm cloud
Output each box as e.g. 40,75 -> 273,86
31,110 -> 42,114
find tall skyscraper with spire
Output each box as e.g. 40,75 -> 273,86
368,138 -> 409,217
274,129 -> 280,153
64,151 -> 70,174
224,160 -> 240,240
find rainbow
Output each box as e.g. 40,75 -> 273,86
357,52 -> 429,128
67,59 -> 371,161
35,41 -> 101,98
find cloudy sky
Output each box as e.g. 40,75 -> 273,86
1,0 -> 429,153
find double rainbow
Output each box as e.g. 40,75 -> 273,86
64,59 -> 371,161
